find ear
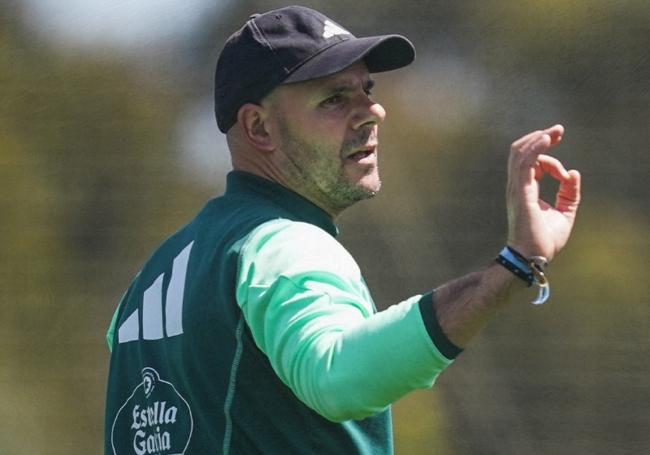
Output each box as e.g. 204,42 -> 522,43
236,103 -> 275,152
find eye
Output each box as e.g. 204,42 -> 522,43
321,93 -> 343,106
321,93 -> 345,107
364,80 -> 376,97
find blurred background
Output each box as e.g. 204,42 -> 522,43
1,0 -> 648,453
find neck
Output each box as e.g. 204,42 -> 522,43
228,133 -> 342,219
231,158 -> 340,220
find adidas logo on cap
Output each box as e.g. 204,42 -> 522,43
322,20 -> 350,39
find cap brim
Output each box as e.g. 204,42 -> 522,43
283,34 -> 415,83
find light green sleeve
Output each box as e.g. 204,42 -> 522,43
236,219 -> 453,422
106,304 -> 120,352
106,277 -> 138,352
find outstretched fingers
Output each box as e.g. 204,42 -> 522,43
509,125 -> 572,200
545,124 -> 564,145
511,126 -> 564,176
511,124 -> 564,151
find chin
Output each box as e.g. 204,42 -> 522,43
358,172 -> 381,194
352,180 -> 380,201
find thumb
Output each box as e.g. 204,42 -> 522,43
556,170 -> 581,215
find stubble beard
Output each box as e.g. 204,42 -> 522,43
277,118 -> 380,215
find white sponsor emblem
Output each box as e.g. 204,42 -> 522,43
322,20 -> 350,39
111,368 -> 193,455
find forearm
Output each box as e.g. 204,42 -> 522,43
433,125 -> 581,349
243,281 -> 454,422
433,262 -> 530,348
289,295 -> 453,422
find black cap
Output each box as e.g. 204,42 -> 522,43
214,5 -> 416,133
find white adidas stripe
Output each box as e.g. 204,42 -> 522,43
118,241 -> 194,344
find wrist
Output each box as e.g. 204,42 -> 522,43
497,246 -> 535,285
495,246 -> 550,305
505,240 -> 539,260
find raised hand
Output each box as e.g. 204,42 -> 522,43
506,124 -> 581,261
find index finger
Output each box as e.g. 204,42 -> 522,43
536,154 -> 571,181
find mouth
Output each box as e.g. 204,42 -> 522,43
345,145 -> 377,163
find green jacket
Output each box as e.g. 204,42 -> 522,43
105,171 -> 459,454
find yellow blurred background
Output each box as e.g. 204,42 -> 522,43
1,0 -> 648,453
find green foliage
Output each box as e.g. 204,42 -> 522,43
0,7 -> 206,454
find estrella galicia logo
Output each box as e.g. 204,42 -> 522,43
111,367 -> 193,454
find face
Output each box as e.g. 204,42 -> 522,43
264,61 -> 386,216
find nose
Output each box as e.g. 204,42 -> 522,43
352,99 -> 386,130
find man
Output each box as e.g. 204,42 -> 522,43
104,5 -> 581,454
